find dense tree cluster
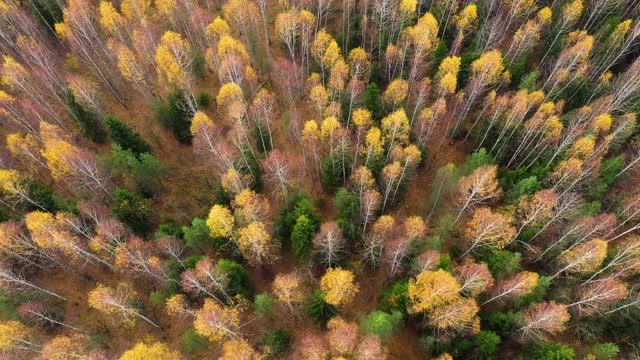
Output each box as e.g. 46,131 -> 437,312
0,0 -> 639,358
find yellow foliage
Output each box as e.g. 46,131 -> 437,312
120,0 -> 152,19
471,50 -> 504,83
1,56 -> 28,90
403,144 -> 422,166
273,273 -> 305,305
320,268 -> 359,306
373,215 -> 395,235
562,0 -> 583,22
537,6 -> 552,24
194,298 -> 241,342
208,17 -> 231,38
218,36 -> 250,61
237,222 -> 274,265
219,339 -> 262,360
217,82 -> 244,108
408,269 -> 461,314
117,46 -> 144,83
98,1 -> 124,35
383,79 -> 409,105
455,4 -> 478,32
407,12 -> 439,53
120,342 -> 182,360
190,111 -> 214,135
559,239 -> 608,275
436,56 -> 461,95
165,294 -> 189,317
0,169 -> 21,194
428,298 -> 479,334
323,40 -> 342,69
364,127 -> 384,156
42,334 -> 91,360
570,136 -> 596,159
155,31 -> 189,88
404,216 -> 426,239
41,138 -> 74,179
347,47 -> 370,78
0,321 -> 30,352
593,113 -> 613,133
381,109 -> 410,145
400,0 -> 417,15
155,0 -> 177,17
321,116 -> 341,139
207,204 -> 235,238
310,85 -> 329,114
302,120 -> 320,143
352,108 -> 373,128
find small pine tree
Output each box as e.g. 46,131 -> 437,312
364,83 -> 383,121
291,215 -> 316,261
104,115 -> 152,156
151,89 -> 192,144
254,293 -> 274,318
306,290 -> 338,326
111,187 -> 155,235
265,329 -> 290,357
66,89 -> 107,143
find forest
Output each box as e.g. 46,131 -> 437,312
0,0 -> 640,358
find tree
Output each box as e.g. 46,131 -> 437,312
334,188 -> 361,245
273,272 -> 305,313
294,333 -> 329,360
526,342 -> 575,360
265,329 -> 290,358
18,301 -> 85,333
152,89 -> 193,143
193,298 -> 241,342
320,267 -> 359,306
292,215 -> 316,261
104,114 -> 151,156
120,342 -> 182,360
181,257 -> 229,303
482,271 -> 539,305
88,282 -> 159,328
428,297 -> 480,336
111,188 -> 155,235
206,205 -> 235,239
360,310 -> 403,338
0,320 -> 39,353
66,89 -> 106,143
554,239 -> 608,278
519,302 -> 570,340
364,83 -> 383,121
0,261 -> 69,302
41,334 -> 95,359
155,31 -> 196,113
263,150 -> 294,200
435,56 -> 461,96
472,331 -> 501,360
237,222 -> 277,266
570,278 -> 628,317
455,165 -> 502,223
455,259 -> 495,297
355,335 -> 387,360
407,270 -> 461,314
461,207 -> 516,257
381,109 -> 410,154
326,316 -> 358,355
166,294 -> 195,319
219,338 -> 261,360
314,222 -> 347,268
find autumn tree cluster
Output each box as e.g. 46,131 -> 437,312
0,0 -> 639,358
